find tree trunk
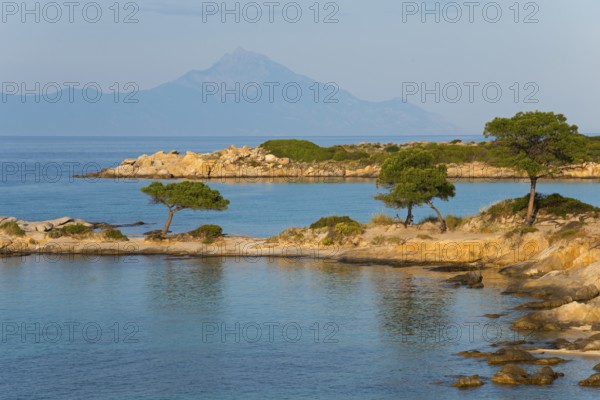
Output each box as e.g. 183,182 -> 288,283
404,203 -> 413,228
526,177 -> 538,225
426,200 -> 447,233
162,209 -> 175,236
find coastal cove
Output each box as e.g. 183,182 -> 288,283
3,135 -> 600,398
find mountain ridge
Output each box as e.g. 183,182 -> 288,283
0,48 -> 458,136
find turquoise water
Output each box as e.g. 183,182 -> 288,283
1,136 -> 600,398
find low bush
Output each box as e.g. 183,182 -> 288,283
189,224 -> 224,244
310,216 -> 359,229
103,229 -> 129,241
0,221 -> 24,237
335,222 -> 364,236
370,213 -> 395,226
321,237 -> 334,246
485,193 -> 600,220
445,215 -> 464,231
48,224 -> 92,238
260,140 -> 332,162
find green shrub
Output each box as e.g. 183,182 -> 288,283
310,216 -> 358,229
103,229 -> 129,241
384,145 -> 400,153
485,193 -> 600,220
260,140 -> 332,162
334,222 -> 364,236
48,224 -> 92,238
370,213 -> 395,225
189,224 -> 224,243
445,215 -> 464,231
0,221 -> 25,236
321,237 -> 334,246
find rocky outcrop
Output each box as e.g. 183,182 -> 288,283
448,270 -> 483,288
458,346 -> 566,366
491,364 -> 563,385
82,145 -> 600,180
579,373 -> 600,387
2,217 -> 93,233
84,146 -> 379,180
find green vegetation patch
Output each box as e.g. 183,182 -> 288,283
334,221 -> 364,236
486,193 -> 599,220
188,224 -> 224,244
260,140 -> 371,163
310,216 -> 359,229
48,224 -> 93,238
370,213 -> 395,226
261,136 -> 600,166
445,215 -> 464,231
0,221 -> 25,237
103,229 -> 129,241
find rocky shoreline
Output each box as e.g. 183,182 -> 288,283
2,212 -> 600,388
82,144 -> 600,180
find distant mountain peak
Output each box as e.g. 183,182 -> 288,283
174,48 -> 301,89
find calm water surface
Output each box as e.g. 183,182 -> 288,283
1,256 -> 599,399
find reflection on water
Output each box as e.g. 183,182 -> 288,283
1,256 -> 599,399
148,257 -> 225,313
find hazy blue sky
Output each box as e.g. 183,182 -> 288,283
1,0 -> 599,134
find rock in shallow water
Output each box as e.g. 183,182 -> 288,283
491,364 -> 530,385
447,271 -> 483,288
579,373 -> 600,387
492,364 -> 563,385
453,375 -> 485,388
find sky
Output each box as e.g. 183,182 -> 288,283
1,0 -> 599,134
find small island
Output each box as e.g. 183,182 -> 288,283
84,135 -> 600,181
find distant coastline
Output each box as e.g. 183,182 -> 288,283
82,139 -> 600,181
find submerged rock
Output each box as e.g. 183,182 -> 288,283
448,271 -> 483,289
453,375 -> 485,388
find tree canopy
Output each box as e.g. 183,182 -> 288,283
484,111 -> 584,178
376,148 -> 456,232
141,181 -> 229,235
483,111 -> 584,224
